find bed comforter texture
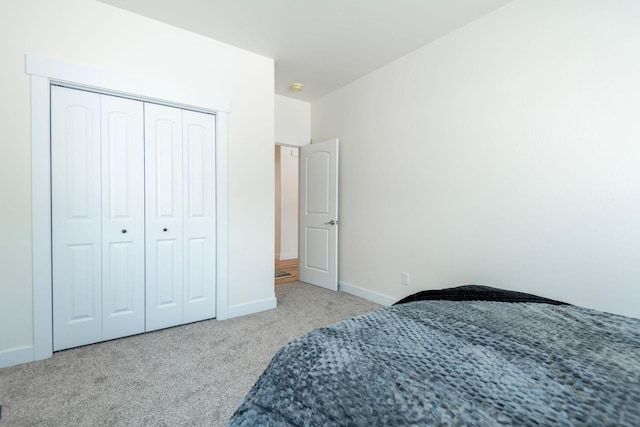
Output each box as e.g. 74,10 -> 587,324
228,290 -> 640,426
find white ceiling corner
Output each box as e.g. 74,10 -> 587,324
98,0 -> 513,102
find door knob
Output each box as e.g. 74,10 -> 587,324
163,228 -> 168,232
121,229 -> 127,234
325,220 -> 337,226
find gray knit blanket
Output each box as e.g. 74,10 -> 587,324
228,299 -> 640,426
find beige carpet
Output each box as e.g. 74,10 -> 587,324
0,282 -> 381,426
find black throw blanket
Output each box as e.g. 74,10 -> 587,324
394,284 -> 569,306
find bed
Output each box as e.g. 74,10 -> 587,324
228,285 -> 640,426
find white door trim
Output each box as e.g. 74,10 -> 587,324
25,54 -> 230,113
28,54 -> 230,363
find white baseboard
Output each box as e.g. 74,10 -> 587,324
338,281 -> 396,307
0,345 -> 34,368
227,297 -> 278,319
277,252 -> 298,261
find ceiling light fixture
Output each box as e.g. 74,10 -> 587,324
289,82 -> 304,92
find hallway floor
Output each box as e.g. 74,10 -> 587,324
275,258 -> 299,284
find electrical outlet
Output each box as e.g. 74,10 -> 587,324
402,272 -> 410,286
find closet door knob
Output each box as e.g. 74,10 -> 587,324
163,228 -> 168,232
121,229 -> 127,234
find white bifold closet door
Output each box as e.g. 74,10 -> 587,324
145,104 -> 217,331
52,86 -> 145,351
52,87 -> 216,351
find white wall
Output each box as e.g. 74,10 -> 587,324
275,95 -> 311,146
312,0 -> 640,318
0,0 -> 274,360
277,147 -> 299,260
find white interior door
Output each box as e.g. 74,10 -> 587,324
52,86 -> 102,350
299,138 -> 339,290
101,94 -> 145,340
52,87 -> 146,350
182,110 -> 217,322
145,103 -> 184,331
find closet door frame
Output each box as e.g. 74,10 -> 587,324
27,54 -> 230,362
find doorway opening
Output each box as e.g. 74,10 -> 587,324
275,145 -> 300,284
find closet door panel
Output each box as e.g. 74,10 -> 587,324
145,103 -> 184,331
182,110 -> 217,322
51,86 -> 102,351
101,95 -> 145,340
